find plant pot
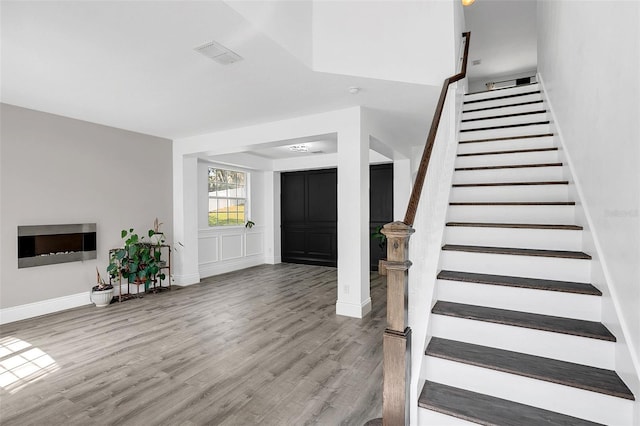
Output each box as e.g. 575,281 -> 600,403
378,259 -> 388,276
91,288 -> 114,307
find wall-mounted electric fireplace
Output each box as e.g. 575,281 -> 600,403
18,223 -> 96,268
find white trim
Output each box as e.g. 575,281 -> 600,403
172,272 -> 201,286
538,72 -> 640,381
199,256 -> 264,279
265,255 -> 282,265
335,298 -> 372,319
0,292 -> 91,325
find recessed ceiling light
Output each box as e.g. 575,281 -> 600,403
289,144 -> 308,152
348,86 -> 360,94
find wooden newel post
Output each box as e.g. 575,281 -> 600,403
381,221 -> 414,426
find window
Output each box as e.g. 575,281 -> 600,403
208,167 -> 247,227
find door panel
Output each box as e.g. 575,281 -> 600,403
280,165 -> 392,270
281,169 -> 337,266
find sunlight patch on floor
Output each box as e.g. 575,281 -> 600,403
0,336 -> 59,394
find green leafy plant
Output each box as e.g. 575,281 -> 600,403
107,228 -> 166,287
371,225 -> 387,250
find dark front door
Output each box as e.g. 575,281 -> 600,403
281,168 -> 337,267
370,163 -> 394,271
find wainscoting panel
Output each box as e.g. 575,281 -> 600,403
198,234 -> 219,264
198,226 -> 265,279
246,232 -> 264,256
221,234 -> 243,260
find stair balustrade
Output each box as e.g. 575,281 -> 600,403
378,31 -> 470,426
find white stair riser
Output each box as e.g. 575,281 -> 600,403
447,205 -> 576,225
430,315 -> 613,368
463,93 -> 543,111
460,112 -> 548,131
456,151 -> 560,168
418,407 -> 478,425
436,279 -> 600,322
460,124 -> 551,142
436,279 -> 600,323
450,184 -> 569,203
440,251 -> 591,282
423,356 -> 633,425
444,226 -> 582,251
453,166 -> 564,184
462,102 -> 545,120
464,84 -> 540,102
457,136 -> 555,154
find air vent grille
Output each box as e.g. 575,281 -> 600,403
194,40 -> 243,65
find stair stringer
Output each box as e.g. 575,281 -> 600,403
538,72 -> 640,423
407,83 -> 465,425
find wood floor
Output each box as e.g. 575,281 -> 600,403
0,264 -> 385,425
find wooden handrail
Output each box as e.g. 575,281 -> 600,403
372,32 -> 471,426
404,31 -> 471,226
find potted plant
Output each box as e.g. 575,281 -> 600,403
371,225 -> 388,275
91,267 -> 114,307
148,217 -> 166,245
107,228 -> 166,293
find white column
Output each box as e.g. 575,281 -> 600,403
172,155 -> 200,285
336,109 -> 371,318
393,159 -> 412,221
263,170 -> 281,264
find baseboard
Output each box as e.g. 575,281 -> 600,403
265,255 -> 282,265
336,298 -> 372,318
199,255 -> 265,279
0,292 -> 91,325
172,272 -> 201,286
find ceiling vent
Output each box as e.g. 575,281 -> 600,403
472,59 -> 482,66
194,40 -> 243,65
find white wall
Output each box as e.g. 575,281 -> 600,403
537,0 -> 640,415
312,0 -> 457,85
0,104 -> 172,321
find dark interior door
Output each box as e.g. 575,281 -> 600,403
280,164 -> 393,269
281,168 -> 337,267
370,163 -> 394,270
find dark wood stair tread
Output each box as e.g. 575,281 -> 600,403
446,222 -> 582,230
464,100 -> 544,114
425,337 -> 634,400
456,163 -> 562,171
452,181 -> 567,187
460,132 -> 554,144
432,301 -> 614,341
419,380 -> 603,426
437,270 -> 600,295
461,110 -> 547,123
460,121 -> 550,133
464,90 -> 541,105
442,244 -> 591,259
450,201 -> 575,206
458,147 -> 557,157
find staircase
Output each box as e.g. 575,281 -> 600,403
417,83 -> 636,425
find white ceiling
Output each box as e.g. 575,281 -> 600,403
464,0 -> 537,85
1,0 -> 538,158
